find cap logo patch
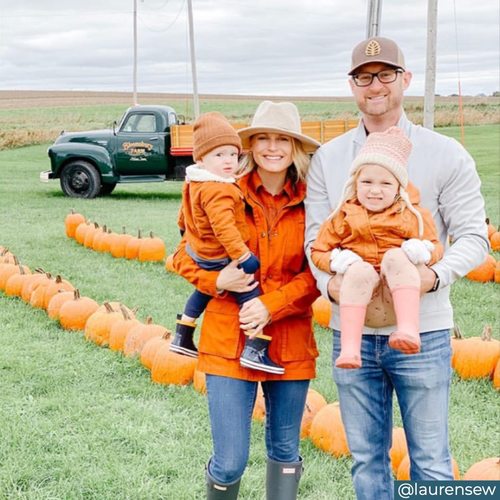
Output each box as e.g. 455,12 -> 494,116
365,40 -> 381,56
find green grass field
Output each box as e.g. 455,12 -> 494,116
0,119 -> 498,499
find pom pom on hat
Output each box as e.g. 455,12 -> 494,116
192,111 -> 242,162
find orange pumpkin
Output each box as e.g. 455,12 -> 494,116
58,290 -> 100,330
252,384 -> 266,422
74,220 -> 91,245
450,325 -> 465,369
138,231 -> 166,262
492,359 -> 500,390
397,454 -> 460,480
466,254 -> 495,282
47,290 -> 75,320
4,268 -> 31,297
84,302 -> 124,346
65,209 -> 85,238
312,296 -> 331,328
463,457 -> 500,480
140,332 -> 171,370
83,222 -> 100,249
21,269 -> 51,303
109,306 -> 141,352
123,317 -> 170,357
0,260 -> 30,290
491,232 -> 500,251
309,402 -> 350,457
300,389 -> 327,439
494,261 -> 500,284
43,275 -> 75,309
124,229 -> 142,259
29,281 -> 51,309
165,254 -> 176,273
486,218 -> 496,239
453,325 -> 500,379
109,227 -> 133,259
150,341 -> 197,385
390,427 -> 408,475
193,368 -> 207,395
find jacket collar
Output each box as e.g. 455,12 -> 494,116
238,169 -> 306,207
185,164 -> 236,183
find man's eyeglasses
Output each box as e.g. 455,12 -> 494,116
352,69 -> 403,87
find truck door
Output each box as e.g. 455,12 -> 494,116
114,111 -> 167,175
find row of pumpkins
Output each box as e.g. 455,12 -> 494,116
1,245 -> 498,481
67,211 -> 500,282
312,296 -> 500,389
64,210 -> 166,262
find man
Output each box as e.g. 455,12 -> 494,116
305,37 -> 489,499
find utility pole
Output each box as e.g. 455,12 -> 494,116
187,0 -> 200,119
423,0 -> 438,129
366,0 -> 382,38
133,0 -> 138,105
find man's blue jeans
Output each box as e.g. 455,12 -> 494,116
205,374 -> 309,484
333,329 -> 453,500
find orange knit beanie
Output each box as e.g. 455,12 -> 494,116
192,112 -> 242,161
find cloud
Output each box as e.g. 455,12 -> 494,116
0,0 -> 498,96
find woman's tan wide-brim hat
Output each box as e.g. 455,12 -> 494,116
238,100 -> 321,153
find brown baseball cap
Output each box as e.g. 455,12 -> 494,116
349,36 -> 405,75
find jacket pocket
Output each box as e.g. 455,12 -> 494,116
270,315 -> 318,362
198,298 -> 242,359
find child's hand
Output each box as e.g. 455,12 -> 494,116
330,248 -> 362,274
401,239 -> 434,265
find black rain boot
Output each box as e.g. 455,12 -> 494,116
240,336 -> 284,375
206,468 -> 241,499
266,457 -> 303,500
169,314 -> 198,358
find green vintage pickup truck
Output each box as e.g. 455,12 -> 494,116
41,104 -> 357,198
40,105 -> 193,198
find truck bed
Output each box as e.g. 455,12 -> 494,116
170,119 -> 358,155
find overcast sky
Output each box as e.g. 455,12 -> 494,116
1,0 -> 498,97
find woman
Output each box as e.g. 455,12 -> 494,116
173,100 -> 320,500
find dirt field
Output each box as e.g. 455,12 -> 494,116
0,90 -> 357,109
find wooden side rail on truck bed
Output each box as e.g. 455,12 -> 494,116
169,119 -> 359,156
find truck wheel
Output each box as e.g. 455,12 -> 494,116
60,161 -> 101,198
99,183 -> 117,196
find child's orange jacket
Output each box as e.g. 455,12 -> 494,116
178,165 -> 250,261
311,183 -> 444,273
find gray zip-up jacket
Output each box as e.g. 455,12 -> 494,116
305,112 -> 489,335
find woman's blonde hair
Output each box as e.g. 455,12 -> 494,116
238,136 -> 311,184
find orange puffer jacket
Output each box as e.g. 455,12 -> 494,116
173,170 -> 320,381
311,183 -> 444,273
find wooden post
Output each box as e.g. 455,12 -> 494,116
133,0 -> 138,106
366,0 -> 383,38
187,0 -> 200,119
424,0 -> 438,129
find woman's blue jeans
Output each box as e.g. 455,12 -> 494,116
333,329 -> 453,500
205,374 -> 309,484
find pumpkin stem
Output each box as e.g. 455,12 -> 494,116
34,267 -> 46,274
161,329 -> 171,340
480,325 -> 493,341
104,302 -> 114,313
122,226 -> 127,235
119,304 -> 132,320
145,316 -> 153,325
73,289 -> 81,300
137,229 -> 142,239
452,325 -> 464,340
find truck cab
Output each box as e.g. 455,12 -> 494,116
41,105 -> 190,198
